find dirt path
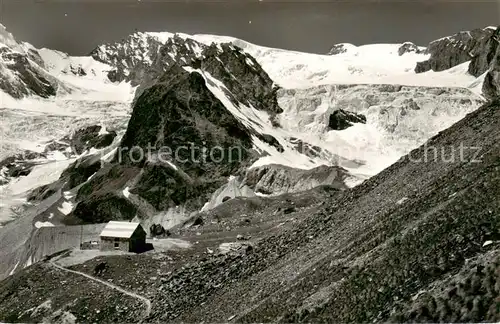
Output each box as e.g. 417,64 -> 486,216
49,257 -> 151,320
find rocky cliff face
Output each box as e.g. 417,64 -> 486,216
90,32 -> 166,85
0,24 -> 59,99
0,46 -> 57,99
478,28 -> 500,99
397,42 -> 425,56
327,43 -> 356,55
414,25 -> 500,99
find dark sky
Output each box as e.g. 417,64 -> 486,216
1,0 -> 499,55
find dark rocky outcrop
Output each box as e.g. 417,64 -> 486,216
327,44 -> 351,55
483,67 -> 500,99
60,155 -> 102,190
69,64 -> 87,76
150,224 -> 170,237
255,133 -> 284,152
415,27 -> 495,73
328,109 -> 367,130
69,192 -> 137,225
118,65 -> 255,210
70,125 -> 117,155
90,32 -> 165,86
402,98 -> 421,110
43,140 -> 71,155
199,43 -> 282,115
468,27 -> 500,77
476,27 -> 500,99
129,35 -> 209,100
65,164 -> 140,220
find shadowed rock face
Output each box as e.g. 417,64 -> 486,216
200,43 -> 282,115
70,125 -> 117,155
0,151 -> 46,182
415,27 -> 495,74
70,192 -> 137,224
327,44 -> 351,55
119,65 -> 256,210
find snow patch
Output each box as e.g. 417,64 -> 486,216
123,186 -> 130,198
396,197 -> 409,205
8,261 -> 19,276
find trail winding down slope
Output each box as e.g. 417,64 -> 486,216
49,255 -> 151,320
